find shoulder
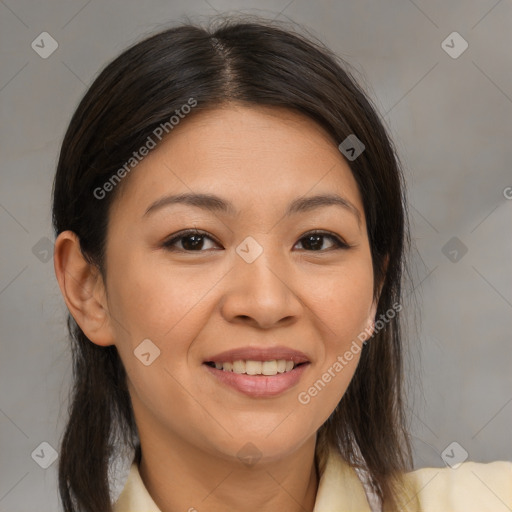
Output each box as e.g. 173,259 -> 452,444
399,460 -> 512,512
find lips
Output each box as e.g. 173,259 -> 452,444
203,346 -> 310,365
202,346 -> 311,397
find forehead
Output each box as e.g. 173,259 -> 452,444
110,104 -> 364,221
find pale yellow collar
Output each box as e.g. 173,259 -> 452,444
313,448 -> 373,511
113,448 -> 373,512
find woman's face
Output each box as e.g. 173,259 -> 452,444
103,104 -> 377,463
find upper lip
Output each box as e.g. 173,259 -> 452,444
204,346 -> 310,364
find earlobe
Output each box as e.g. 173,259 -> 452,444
53,230 -> 115,347
364,303 -> 378,341
365,257 -> 388,340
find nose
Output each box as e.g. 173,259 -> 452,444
219,248 -> 302,330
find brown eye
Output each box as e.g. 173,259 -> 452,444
295,231 -> 349,251
163,230 -> 220,252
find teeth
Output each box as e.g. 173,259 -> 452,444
232,360 -> 245,374
211,359 -> 300,375
262,360 -> 277,375
245,360 -> 262,375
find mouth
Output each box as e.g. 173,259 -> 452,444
202,347 -> 311,397
203,359 -> 308,375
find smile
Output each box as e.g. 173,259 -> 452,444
203,360 -> 310,398
204,359 -> 305,375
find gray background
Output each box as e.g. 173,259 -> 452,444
1,0 -> 511,510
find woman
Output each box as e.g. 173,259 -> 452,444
52,18 -> 512,512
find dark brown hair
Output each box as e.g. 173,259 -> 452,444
52,17 -> 414,512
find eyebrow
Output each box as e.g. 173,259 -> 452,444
143,192 -> 362,225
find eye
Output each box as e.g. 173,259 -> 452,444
162,229 -> 221,252
162,229 -> 350,253
294,230 -> 350,251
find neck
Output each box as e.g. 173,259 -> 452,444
138,431 -> 319,512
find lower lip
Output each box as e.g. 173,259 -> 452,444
203,363 -> 310,398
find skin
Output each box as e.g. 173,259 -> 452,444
54,104 -> 379,512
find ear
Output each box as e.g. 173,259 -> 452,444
53,230 -> 115,347
365,254 -> 390,338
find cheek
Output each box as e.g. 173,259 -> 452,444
106,255 -> 216,435
106,250 -> 220,344
104,251 -> 223,399
305,257 -> 374,344
294,256 -> 374,413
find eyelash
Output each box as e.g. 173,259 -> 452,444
162,229 -> 351,252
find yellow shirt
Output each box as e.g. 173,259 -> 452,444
113,448 -> 512,512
